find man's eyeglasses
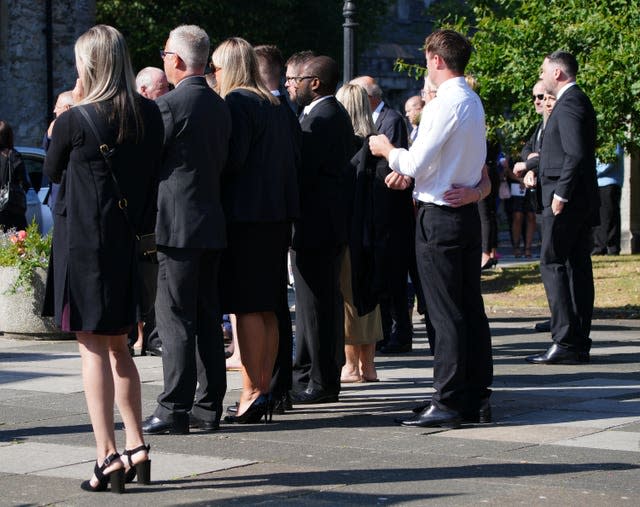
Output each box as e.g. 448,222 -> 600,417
291,76 -> 316,83
532,94 -> 544,101
421,89 -> 436,99
159,50 -> 177,59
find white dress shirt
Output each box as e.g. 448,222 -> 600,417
302,95 -> 333,116
389,77 -> 486,206
372,101 -> 385,124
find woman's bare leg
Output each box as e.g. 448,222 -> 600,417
107,334 -> 147,462
77,333 -> 123,486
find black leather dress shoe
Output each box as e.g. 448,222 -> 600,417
189,413 -> 219,432
525,343 -> 589,365
379,342 -> 412,354
462,399 -> 492,423
534,320 -> 551,332
142,414 -> 189,435
289,388 -> 338,404
146,344 -> 163,357
400,404 -> 462,429
271,393 -> 293,414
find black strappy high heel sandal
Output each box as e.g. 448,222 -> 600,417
122,444 -> 151,484
80,453 -> 125,493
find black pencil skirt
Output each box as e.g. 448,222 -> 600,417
219,221 -> 290,314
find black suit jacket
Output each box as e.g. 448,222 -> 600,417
222,89 -> 300,223
374,103 -> 408,149
521,120 -> 544,173
155,76 -> 231,248
539,85 -> 598,223
293,96 -> 355,249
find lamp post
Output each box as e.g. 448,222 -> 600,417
343,1 -> 358,82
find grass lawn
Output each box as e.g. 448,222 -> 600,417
481,254 -> 640,318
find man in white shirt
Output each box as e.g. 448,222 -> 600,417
370,29 -> 493,428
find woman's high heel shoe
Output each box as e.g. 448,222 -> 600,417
122,444 -> 151,484
224,394 -> 269,424
80,453 -> 125,493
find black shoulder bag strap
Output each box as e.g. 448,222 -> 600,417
75,106 -> 157,260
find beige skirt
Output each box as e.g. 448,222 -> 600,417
340,250 -> 383,345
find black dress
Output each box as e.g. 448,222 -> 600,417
219,89 -> 300,314
42,98 -> 163,333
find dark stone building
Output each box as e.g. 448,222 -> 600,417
0,0 -> 95,145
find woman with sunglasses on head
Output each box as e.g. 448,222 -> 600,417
211,37 -> 299,424
43,25 -> 163,493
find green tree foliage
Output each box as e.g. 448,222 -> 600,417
97,0 -> 391,76
405,0 -> 640,160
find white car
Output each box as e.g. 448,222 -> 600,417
15,146 -> 53,235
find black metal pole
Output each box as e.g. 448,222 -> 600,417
45,0 -> 54,125
343,1 -> 358,82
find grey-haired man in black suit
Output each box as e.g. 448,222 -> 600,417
143,25 -> 231,434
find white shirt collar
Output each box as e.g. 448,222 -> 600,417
302,95 -> 333,116
372,101 -> 385,123
556,81 -> 576,100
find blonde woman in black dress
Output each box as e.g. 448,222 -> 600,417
43,25 -> 162,492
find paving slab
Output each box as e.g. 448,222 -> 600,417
0,316 -> 639,506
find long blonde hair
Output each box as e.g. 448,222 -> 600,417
336,83 -> 376,138
74,24 -> 142,142
211,37 -> 277,104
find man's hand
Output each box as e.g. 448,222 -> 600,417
513,161 -> 527,177
523,170 -> 537,189
443,186 -> 480,207
369,134 -> 394,160
552,196 -> 565,215
384,172 -> 412,190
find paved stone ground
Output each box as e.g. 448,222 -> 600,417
1,310 -> 639,506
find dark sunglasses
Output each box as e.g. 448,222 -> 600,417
532,94 -> 544,101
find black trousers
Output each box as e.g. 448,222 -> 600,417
270,256 -> 294,397
592,184 -> 621,255
415,203 -> 492,413
380,206 -> 414,347
540,208 -> 594,352
154,246 -> 226,423
291,246 -> 345,394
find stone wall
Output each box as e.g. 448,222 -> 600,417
0,0 -> 95,146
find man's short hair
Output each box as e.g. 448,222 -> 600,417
304,55 -> 339,95
168,25 -> 210,70
255,45 -> 284,72
285,50 -> 315,69
546,50 -> 578,80
135,67 -> 163,92
255,45 -> 284,86
350,76 -> 382,99
424,29 -> 472,74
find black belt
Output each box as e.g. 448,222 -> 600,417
416,201 -> 437,209
416,201 -> 474,211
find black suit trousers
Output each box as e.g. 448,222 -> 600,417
592,184 -> 621,255
270,259 -> 294,396
154,246 -> 227,423
540,208 -> 594,352
291,246 -> 346,393
415,204 -> 492,413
